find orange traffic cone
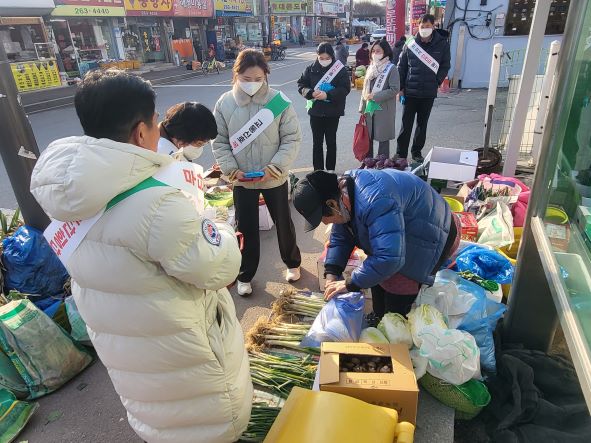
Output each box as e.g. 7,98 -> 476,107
439,77 -> 450,93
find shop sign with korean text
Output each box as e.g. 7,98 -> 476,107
214,0 -> 252,14
124,0 -> 173,16
52,0 -> 126,17
270,0 -> 307,14
314,1 -> 343,17
174,0 -> 213,17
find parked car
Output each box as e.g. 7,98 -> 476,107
371,29 -> 387,43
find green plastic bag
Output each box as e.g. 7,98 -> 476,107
0,388 -> 38,443
65,296 -> 91,344
0,299 -> 93,399
0,350 -> 28,400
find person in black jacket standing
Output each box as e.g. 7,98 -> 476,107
298,43 -> 351,171
397,14 -> 451,163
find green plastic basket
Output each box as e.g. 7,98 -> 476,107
419,372 -> 491,420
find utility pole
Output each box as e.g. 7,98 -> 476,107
349,0 -> 354,36
0,43 -> 50,230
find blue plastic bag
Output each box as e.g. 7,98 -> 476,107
454,245 -> 514,284
300,292 -> 365,348
2,226 -> 69,306
457,288 -> 506,374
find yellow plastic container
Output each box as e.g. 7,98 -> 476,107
443,196 -> 464,212
499,226 -> 523,259
264,387 -> 412,443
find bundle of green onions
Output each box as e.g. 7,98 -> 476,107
246,317 -> 317,354
249,352 -> 317,399
271,289 -> 326,319
240,403 -> 282,442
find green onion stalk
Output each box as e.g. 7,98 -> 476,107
271,292 -> 326,319
240,403 -> 282,442
246,317 -> 318,355
249,352 -> 317,399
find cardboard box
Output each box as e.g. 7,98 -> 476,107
318,342 -> 419,424
457,212 -> 478,241
425,147 -> 478,183
317,246 -> 366,291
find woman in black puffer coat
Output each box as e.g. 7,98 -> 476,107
297,43 -> 351,171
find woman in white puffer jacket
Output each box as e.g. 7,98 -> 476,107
30,70 -> 252,443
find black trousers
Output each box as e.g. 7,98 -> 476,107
310,115 -> 339,171
372,216 -> 458,318
372,286 -> 417,318
396,97 -> 435,159
233,182 -> 301,283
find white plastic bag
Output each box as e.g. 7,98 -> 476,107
377,313 -> 413,348
359,327 -> 389,343
415,270 -> 479,329
410,349 -> 428,380
300,292 -> 365,348
477,201 -> 514,248
407,304 -> 447,348
418,325 -> 481,385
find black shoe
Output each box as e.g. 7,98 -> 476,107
412,155 -> 424,164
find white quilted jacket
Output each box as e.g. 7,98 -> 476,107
30,136 -> 252,443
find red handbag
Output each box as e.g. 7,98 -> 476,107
353,114 -> 370,161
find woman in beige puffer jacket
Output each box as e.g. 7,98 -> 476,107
213,49 -> 302,296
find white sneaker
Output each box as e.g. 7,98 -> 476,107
236,281 -> 253,297
286,267 -> 301,283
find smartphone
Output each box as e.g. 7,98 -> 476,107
244,171 -> 265,179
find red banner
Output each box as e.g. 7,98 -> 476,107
385,0 -> 405,44
410,0 -> 427,35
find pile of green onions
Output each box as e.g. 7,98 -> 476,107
240,403 -> 282,442
246,317 -> 318,354
249,352 -> 317,399
271,291 -> 326,319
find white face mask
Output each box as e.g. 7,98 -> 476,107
318,58 -> 332,67
419,28 -> 433,39
182,144 -> 204,161
239,81 -> 264,96
372,54 -> 383,63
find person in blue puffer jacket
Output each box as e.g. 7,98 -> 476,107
293,169 -> 459,317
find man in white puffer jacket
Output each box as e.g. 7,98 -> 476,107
30,70 -> 252,443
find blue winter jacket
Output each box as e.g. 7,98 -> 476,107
325,169 -> 451,289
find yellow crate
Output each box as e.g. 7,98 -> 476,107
499,227 -> 523,260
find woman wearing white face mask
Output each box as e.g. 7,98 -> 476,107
359,38 -> 400,158
158,102 -> 217,162
212,49 -> 302,296
297,43 -> 351,171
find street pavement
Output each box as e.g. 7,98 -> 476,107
12,46 -> 486,442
